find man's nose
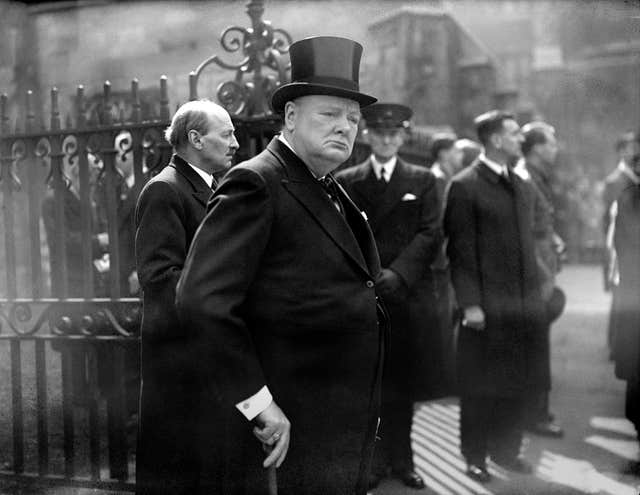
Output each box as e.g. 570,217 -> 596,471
230,134 -> 239,150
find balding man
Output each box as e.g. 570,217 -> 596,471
135,100 -> 238,495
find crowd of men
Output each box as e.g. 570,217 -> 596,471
40,34 -> 640,495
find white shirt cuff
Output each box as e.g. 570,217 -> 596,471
235,385 -> 273,421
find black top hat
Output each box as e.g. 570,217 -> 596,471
362,103 -> 412,129
271,36 -> 377,114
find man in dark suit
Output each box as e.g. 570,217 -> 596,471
134,99 -> 239,495
603,132 -> 638,353
176,36 -> 386,495
611,141 -> 640,473
518,121 -> 566,438
444,110 -> 545,482
335,103 -> 442,490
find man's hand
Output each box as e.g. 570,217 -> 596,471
462,305 -> 486,331
96,232 -> 109,248
253,401 -> 291,468
376,268 -> 406,298
128,270 -> 140,295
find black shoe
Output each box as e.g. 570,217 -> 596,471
526,420 -> 564,438
466,462 -> 491,482
493,456 -> 533,474
394,469 -> 425,489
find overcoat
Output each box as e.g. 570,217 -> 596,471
335,158 -> 443,400
176,138 -> 385,495
134,155 -> 213,495
612,183 -> 640,382
444,160 -> 545,397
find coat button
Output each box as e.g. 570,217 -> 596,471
366,280 -> 375,288
242,402 -> 250,410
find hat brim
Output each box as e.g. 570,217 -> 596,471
271,82 -> 377,114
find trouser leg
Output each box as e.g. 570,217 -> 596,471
489,396 -> 524,461
460,395 -> 490,464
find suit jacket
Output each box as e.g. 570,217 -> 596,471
176,138 -> 384,495
444,160 -> 545,396
134,154 -> 213,495
335,158 -> 443,399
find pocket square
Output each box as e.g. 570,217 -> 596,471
401,193 -> 417,201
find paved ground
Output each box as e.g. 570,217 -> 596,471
374,264 -> 640,495
2,264 -> 638,494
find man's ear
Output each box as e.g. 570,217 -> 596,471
490,133 -> 501,150
188,129 -> 203,150
283,101 -> 297,132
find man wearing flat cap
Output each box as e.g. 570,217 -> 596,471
176,36 -> 386,495
336,103 -> 442,490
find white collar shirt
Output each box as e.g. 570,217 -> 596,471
479,153 -> 509,178
187,162 -> 214,189
370,155 -> 397,182
618,160 -> 640,185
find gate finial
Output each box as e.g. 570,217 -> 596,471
189,0 -> 292,118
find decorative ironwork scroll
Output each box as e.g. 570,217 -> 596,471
189,0 -> 292,117
0,299 -> 141,338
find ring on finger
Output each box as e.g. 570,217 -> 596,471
273,432 -> 280,441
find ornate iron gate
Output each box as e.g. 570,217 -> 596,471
0,1 -> 290,490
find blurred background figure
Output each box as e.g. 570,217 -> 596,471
41,152 -> 109,406
610,138 -> 640,473
444,110 -> 543,482
518,121 -> 566,438
603,132 -> 639,353
42,153 -> 109,298
336,102 -> 442,491
95,132 -> 140,297
428,132 -> 464,398
430,133 -> 464,191
455,138 -> 483,170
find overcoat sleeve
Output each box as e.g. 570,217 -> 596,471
389,172 -> 442,288
135,180 -> 188,292
443,180 -> 482,308
176,167 -> 272,407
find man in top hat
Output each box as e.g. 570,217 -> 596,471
444,110 -> 545,482
336,103 -> 442,490
176,36 -> 386,495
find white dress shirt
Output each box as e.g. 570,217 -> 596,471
186,162 -> 215,189
370,155 -> 397,182
479,153 -> 510,179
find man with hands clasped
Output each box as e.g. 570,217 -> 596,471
336,103 -> 442,491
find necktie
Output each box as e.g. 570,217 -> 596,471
379,164 -> 387,183
319,176 -> 344,215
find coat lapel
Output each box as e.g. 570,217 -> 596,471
349,159 -> 378,211
171,155 -> 212,207
369,158 -> 410,226
268,139 -> 373,277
